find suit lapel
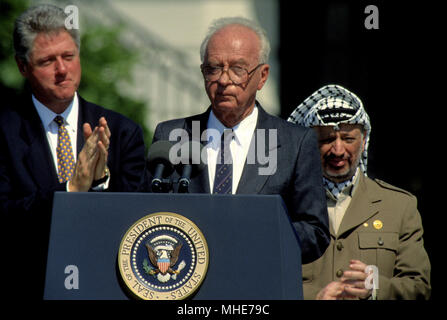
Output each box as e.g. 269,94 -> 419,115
76,95 -> 96,155
20,97 -> 59,189
184,109 -> 211,194
337,174 -> 382,237
236,104 -> 281,194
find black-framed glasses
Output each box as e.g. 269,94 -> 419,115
201,63 -> 264,85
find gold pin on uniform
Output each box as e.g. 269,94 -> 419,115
373,220 -> 383,230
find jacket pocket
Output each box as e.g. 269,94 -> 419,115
358,232 -> 398,278
301,262 -> 313,282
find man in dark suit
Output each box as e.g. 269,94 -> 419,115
0,4 -> 146,298
149,17 -> 330,264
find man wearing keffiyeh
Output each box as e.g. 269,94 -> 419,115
288,84 -> 431,300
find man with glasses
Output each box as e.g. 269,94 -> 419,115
149,17 -> 330,264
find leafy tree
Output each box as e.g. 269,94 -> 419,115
78,23 -> 151,146
0,0 -> 29,99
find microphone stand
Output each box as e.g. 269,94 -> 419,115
177,164 -> 192,193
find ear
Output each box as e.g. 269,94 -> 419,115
257,64 -> 270,91
362,130 -> 367,152
15,55 -> 28,77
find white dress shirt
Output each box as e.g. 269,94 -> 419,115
326,168 -> 361,235
206,106 -> 258,194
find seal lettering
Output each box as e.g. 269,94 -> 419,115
118,212 -> 209,300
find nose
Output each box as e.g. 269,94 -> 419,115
217,66 -> 232,86
55,57 -> 67,74
331,138 -> 345,156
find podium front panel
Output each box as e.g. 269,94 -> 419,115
44,193 -> 302,299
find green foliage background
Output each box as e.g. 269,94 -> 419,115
0,0 -> 151,148
0,0 -> 29,96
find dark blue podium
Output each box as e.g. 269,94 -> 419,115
44,192 -> 303,299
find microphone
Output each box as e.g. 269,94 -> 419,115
147,140 -> 175,192
175,140 -> 205,193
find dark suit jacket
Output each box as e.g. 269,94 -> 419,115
0,94 -> 146,298
150,103 -> 330,264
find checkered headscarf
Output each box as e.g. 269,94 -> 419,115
287,84 -> 371,175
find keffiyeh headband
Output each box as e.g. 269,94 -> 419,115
287,84 -> 371,175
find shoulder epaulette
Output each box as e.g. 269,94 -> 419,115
374,178 -> 414,197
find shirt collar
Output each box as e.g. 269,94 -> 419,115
207,105 -> 258,149
32,92 -> 78,128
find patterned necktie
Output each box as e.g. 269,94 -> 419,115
54,115 -> 75,183
213,129 -> 233,194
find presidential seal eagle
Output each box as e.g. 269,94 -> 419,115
144,235 -> 185,282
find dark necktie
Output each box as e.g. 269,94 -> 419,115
54,115 -> 75,183
213,129 -> 233,194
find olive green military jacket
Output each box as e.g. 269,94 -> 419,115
302,174 -> 431,300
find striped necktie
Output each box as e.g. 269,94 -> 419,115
213,129 -> 233,194
54,115 -> 75,183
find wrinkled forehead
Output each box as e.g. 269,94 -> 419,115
30,30 -> 78,57
205,24 -> 260,63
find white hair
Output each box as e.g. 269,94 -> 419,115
199,16 -> 271,64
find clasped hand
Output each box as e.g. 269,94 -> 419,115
68,117 -> 110,192
316,260 -> 373,300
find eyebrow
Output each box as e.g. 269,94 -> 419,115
231,58 -> 249,66
205,58 -> 250,67
34,54 -> 55,63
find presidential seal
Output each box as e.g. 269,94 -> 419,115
118,212 -> 209,300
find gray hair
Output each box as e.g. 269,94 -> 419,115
199,16 -> 271,64
13,4 -> 80,63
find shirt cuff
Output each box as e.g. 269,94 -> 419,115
91,174 -> 110,191
66,174 -> 111,192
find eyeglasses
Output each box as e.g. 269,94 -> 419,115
201,63 -> 264,85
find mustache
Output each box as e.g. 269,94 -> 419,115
324,154 -> 349,162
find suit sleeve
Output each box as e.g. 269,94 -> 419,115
152,122 -> 164,143
108,121 -> 147,192
0,130 -> 66,219
377,195 -> 431,299
291,128 -> 330,264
